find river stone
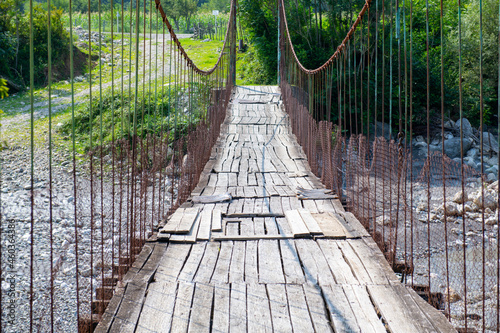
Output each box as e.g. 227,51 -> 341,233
444,202 -> 460,216
443,137 -> 473,159
473,192 -> 498,210
446,288 -> 462,303
452,190 -> 468,204
454,118 -> 473,138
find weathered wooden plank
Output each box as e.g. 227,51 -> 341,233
212,209 -> 222,231
337,241 -> 372,284
170,282 -> 195,332
367,285 -> 422,333
197,207 -> 213,241
212,284 -> 230,333
160,208 -> 185,234
322,284 -> 361,333
258,239 -> 285,284
244,240 -> 259,283
213,234 -> 294,241
312,212 -> 347,238
135,281 -> 177,332
304,240 -> 337,286
406,286 -> 457,333
156,244 -> 191,282
191,193 -> 232,204
170,210 -> 202,243
317,239 -> 359,285
266,284 -> 294,333
303,283 -> 333,333
228,241 -> 245,283
229,283 -> 247,333
286,284 -> 315,332
340,211 -> 370,237
247,283 -> 273,332
343,285 -> 387,333
297,209 -> 323,234
193,242 -> 220,284
285,209 -> 310,237
211,241 -> 233,284
187,283 -> 214,332
178,242 -> 207,283
279,239 -> 305,284
348,238 -> 391,285
175,207 -> 201,234
264,216 -> 280,235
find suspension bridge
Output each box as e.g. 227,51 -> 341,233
1,0 -> 499,331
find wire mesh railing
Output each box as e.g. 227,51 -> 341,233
279,0 -> 500,330
0,0 -> 236,331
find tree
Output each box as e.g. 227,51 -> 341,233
162,0 -> 198,31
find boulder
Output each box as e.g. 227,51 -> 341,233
444,202 -> 460,216
482,132 -> 499,153
473,191 -> 498,210
443,137 -> 473,159
454,118 -> 473,138
370,121 -> 393,140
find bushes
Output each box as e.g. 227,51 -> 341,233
0,1 -> 71,88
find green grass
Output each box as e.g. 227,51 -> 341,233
178,38 -> 224,70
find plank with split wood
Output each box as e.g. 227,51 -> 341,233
322,284 -> 361,333
135,280 -> 177,332
247,283 -> 274,332
303,283 -> 333,333
170,282 -> 195,332
343,285 -> 387,333
193,242 -> 220,284
230,283 -> 247,333
212,284 -> 230,333
188,283 -> 214,332
317,239 -> 359,285
266,284 -> 294,333
279,239 -> 306,284
367,285 -> 423,333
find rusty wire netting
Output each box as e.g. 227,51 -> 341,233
0,0 -> 236,331
279,0 -> 500,330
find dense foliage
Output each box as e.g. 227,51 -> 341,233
238,0 -> 498,128
0,0 -> 71,88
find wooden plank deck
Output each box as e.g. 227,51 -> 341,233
96,86 -> 456,333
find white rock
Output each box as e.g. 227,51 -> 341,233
452,190 -> 468,204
